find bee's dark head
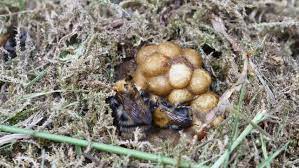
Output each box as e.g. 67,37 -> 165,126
140,91 -> 158,112
106,95 -> 121,112
170,106 -> 193,130
174,106 -> 192,118
159,98 -> 173,109
106,95 -> 127,132
140,91 -> 150,102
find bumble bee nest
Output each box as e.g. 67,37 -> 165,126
113,42 -> 224,137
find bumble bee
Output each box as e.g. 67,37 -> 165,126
106,78 -> 193,135
153,100 -> 192,129
106,79 -> 154,134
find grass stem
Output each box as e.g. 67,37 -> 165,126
211,111 -> 267,168
0,125 -> 193,167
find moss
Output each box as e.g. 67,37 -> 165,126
6,108 -> 36,125
0,0 -> 298,167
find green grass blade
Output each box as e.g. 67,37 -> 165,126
18,0 -> 25,10
237,84 -> 246,113
260,135 -> 270,168
0,125 -> 195,168
18,90 -> 64,100
25,69 -> 47,88
258,142 -> 289,168
210,111 -> 267,168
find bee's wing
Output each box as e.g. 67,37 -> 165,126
165,107 -> 192,128
122,95 -> 152,126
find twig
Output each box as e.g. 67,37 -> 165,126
204,55 -> 248,126
249,60 -> 276,104
0,134 -> 29,146
204,15 -> 250,127
251,21 -> 299,29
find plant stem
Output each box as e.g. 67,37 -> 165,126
0,125 -> 193,167
210,111 -> 267,168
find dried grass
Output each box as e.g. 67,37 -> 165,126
0,0 -> 298,167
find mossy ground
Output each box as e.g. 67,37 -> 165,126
0,0 -> 298,167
